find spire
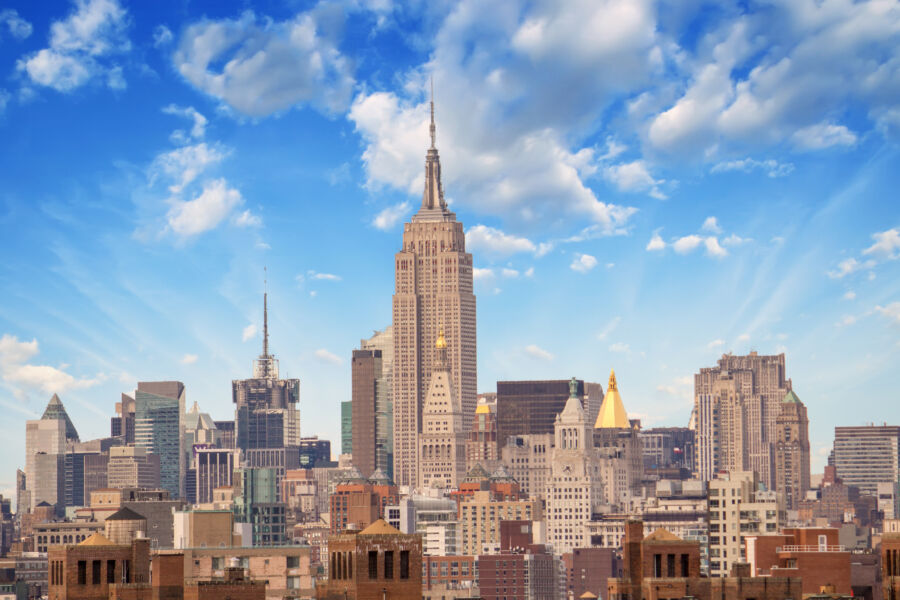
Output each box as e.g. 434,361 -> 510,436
608,369 -> 618,393
263,267 -> 269,359
435,327 -> 449,371
416,78 -> 450,218
42,393 -> 79,441
430,77 -> 436,149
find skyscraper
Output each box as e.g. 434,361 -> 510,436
361,327 -> 394,481
392,99 -> 476,486
694,352 -> 791,487
135,381 -> 185,499
774,390 -> 810,510
233,291 -> 300,451
833,424 -> 900,496
351,349 -> 381,478
25,394 -> 74,513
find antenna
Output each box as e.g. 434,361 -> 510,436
263,266 -> 269,358
429,76 -> 436,149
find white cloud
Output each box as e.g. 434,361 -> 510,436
372,202 -> 410,231
162,104 -> 207,140
152,24 -> 172,47
827,257 -> 875,279
646,232 -> 666,251
181,353 -> 198,365
863,228 -> 900,260
173,10 -> 355,117
524,344 -> 553,361
501,268 -> 519,278
704,236 -> 727,258
836,315 -> 857,327
167,178 -> 243,237
570,253 -> 598,273
722,233 -> 751,246
875,302 -> 900,326
737,333 -> 750,342
0,334 -> 103,397
672,235 -> 703,254
711,158 -> 794,178
524,267 -> 534,278
473,268 -> 495,282
466,225 -> 550,257
233,210 -> 262,228
843,291 -> 856,301
307,271 -> 341,281
17,0 -> 130,92
1,9 -> 33,39
348,0 -> 654,232
609,342 -> 630,354
151,142 -> 228,194
708,339 -> 725,349
603,159 -> 666,199
314,348 -> 343,365
242,324 -> 257,342
791,123 -> 857,151
596,316 -> 621,340
701,217 -> 722,234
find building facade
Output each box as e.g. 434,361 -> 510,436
496,380 -> 602,446
774,391 -> 811,510
134,381 -> 185,499
833,424 -> 900,496
392,101 -> 476,487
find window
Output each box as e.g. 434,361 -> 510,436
107,560 -> 116,584
653,554 -> 662,578
124,560 -> 131,584
681,554 -> 689,577
400,551 -> 410,579
667,554 -> 675,577
78,561 -> 87,585
287,556 -> 300,568
212,557 -> 224,570
92,560 -> 101,585
368,551 -> 378,579
384,551 -> 394,579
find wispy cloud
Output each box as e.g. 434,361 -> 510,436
524,344 -> 553,361
372,202 -> 409,231
181,353 -> 198,365
314,348 -> 343,365
242,324 -> 257,342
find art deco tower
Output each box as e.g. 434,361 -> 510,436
392,98 -> 477,487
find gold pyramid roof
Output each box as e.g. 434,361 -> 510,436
475,404 -> 491,415
359,519 -> 402,536
644,528 -> 683,542
78,532 -> 115,546
594,369 -> 629,429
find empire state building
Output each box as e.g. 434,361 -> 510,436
392,99 -> 477,487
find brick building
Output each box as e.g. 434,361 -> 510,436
47,532 -> 151,600
745,527 -> 851,596
316,519 -> 422,600
607,520 -> 803,600
477,546 -> 559,600
563,547 -> 618,600
883,531 -> 900,600
423,555 -> 476,590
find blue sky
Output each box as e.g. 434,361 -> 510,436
1,0 -> 899,499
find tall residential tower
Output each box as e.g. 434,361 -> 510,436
392,98 -> 476,486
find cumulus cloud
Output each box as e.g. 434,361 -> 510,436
603,159 -> 666,199
501,268 -> 519,278
701,217 -> 722,234
646,232 -> 666,251
167,179 -> 243,237
314,348 -> 343,365
708,339 -> 725,349
644,1 -> 900,158
180,353 -> 198,365
710,157 -> 794,178
162,104 -> 207,140
466,225 -> 550,257
173,9 -> 355,117
672,235 -> 703,254
570,253 -> 598,273
827,257 -> 875,279
524,344 -> 553,361
242,324 -> 257,342
17,0 -> 130,92
863,228 -> 900,260
0,333 -> 103,398
372,202 -> 410,231
875,303 -> 900,326
233,209 -> 262,228
473,268 -> 494,283
151,142 -> 228,194
792,123 -> 857,151
1,9 -> 33,39
348,0 -> 656,232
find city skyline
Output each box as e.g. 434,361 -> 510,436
2,0 -> 900,502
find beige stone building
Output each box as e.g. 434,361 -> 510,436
774,391 -> 810,511
418,331 -> 467,490
545,378 -> 604,555
500,433 -> 553,501
594,371 -> 643,509
392,100 -> 476,487
695,352 -> 792,488
458,491 -> 541,556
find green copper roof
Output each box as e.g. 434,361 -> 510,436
41,394 -> 80,441
783,390 -> 802,404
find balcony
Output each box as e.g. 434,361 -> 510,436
776,545 -> 847,553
